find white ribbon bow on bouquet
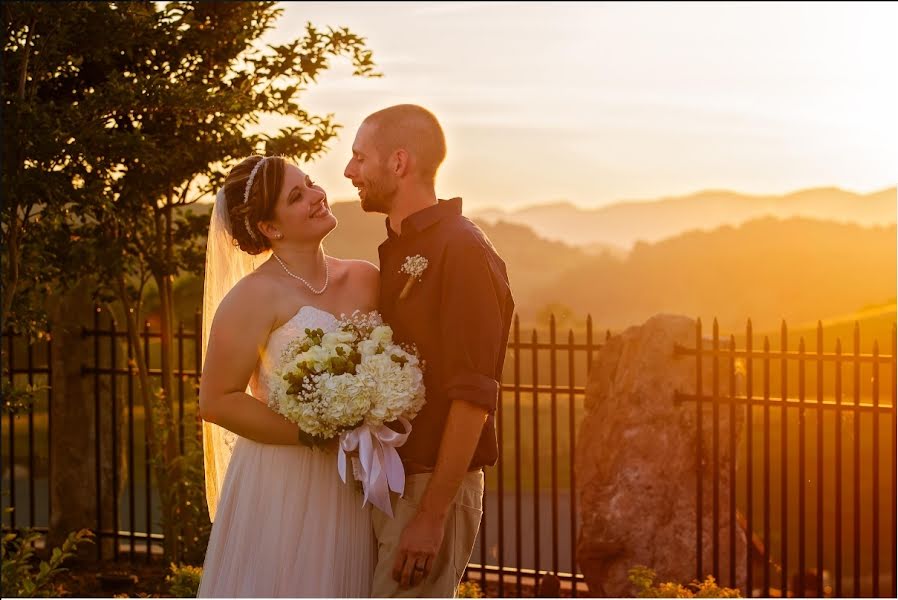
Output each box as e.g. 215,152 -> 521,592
337,417 -> 412,517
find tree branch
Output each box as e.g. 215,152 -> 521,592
17,14 -> 36,100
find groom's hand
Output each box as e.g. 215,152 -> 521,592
392,509 -> 445,588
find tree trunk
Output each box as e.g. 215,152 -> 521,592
47,279 -> 123,561
1,13 -> 35,332
1,216 -> 20,333
151,200 -> 183,563
157,272 -> 182,564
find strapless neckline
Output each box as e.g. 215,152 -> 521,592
273,305 -> 339,335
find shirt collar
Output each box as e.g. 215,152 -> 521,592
384,197 -> 463,241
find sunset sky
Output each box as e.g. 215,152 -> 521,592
257,2 -> 897,211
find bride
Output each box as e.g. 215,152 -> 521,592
196,155 -> 378,597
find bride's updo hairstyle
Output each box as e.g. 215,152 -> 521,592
223,155 -> 287,255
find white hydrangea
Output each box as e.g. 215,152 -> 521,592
370,325 -> 393,346
322,330 -> 356,348
294,345 -> 333,371
357,339 -> 380,358
358,350 -> 425,425
319,372 -> 372,424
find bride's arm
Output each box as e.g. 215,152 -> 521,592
198,276 -> 302,446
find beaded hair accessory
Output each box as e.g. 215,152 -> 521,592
243,157 -> 267,243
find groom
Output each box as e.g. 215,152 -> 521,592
345,104 -> 514,597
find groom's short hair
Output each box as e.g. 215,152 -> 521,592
363,104 -> 446,182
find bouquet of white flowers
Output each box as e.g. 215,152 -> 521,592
268,310 -> 425,515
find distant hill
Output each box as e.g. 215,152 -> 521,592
170,200 -> 895,337
523,217 -> 896,332
323,201 -> 595,303
780,301 -> 897,350
474,187 -> 896,249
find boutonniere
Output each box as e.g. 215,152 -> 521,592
398,255 -> 429,300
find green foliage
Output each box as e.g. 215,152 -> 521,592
171,447 -> 214,566
1,379 -> 48,416
456,580 -> 483,598
166,563 -> 203,598
1,508 -> 94,597
629,566 -> 741,598
2,1 -> 130,334
149,405 -> 213,567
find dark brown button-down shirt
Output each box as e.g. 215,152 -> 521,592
378,197 -> 515,470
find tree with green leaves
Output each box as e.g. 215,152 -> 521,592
3,1 -> 379,562
3,1 -> 162,558
2,1 -> 131,337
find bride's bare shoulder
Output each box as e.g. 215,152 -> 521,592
216,266 -> 280,320
328,258 -> 378,309
331,257 -> 379,281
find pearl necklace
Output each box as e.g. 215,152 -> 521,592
273,253 -> 329,295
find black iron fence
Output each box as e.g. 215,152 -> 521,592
3,309 -> 896,598
674,318 -> 896,598
465,314 -> 608,596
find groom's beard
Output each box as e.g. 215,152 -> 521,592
359,175 -> 397,214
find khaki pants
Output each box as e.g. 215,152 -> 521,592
372,470 -> 484,598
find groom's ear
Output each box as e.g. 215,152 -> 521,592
391,148 -> 411,178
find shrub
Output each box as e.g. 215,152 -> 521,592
166,563 -> 203,598
629,565 -> 741,598
456,580 -> 483,598
1,508 -> 94,597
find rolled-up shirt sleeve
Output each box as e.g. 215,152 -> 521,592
440,238 -> 508,413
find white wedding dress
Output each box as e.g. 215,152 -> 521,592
197,305 -> 375,598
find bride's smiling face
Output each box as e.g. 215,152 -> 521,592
261,164 -> 336,243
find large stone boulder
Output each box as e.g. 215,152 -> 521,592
575,314 -> 747,596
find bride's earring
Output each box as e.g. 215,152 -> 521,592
275,233 -> 283,240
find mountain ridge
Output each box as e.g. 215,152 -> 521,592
472,186 -> 896,248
